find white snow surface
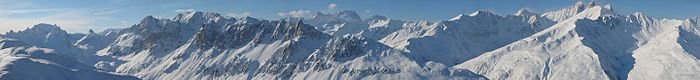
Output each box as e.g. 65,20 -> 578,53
0,39 -> 138,80
454,5 -> 700,80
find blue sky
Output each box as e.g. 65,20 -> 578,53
1,0 -> 699,33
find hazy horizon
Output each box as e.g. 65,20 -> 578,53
2,0 -> 700,34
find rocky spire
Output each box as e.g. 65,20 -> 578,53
587,0 -> 597,8
88,29 -> 95,34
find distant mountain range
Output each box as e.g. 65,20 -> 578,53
0,1 -> 698,80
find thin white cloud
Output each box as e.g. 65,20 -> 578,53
92,9 -> 122,15
328,3 -> 337,9
174,9 -> 195,13
277,10 -> 312,18
0,8 -> 73,16
0,1 -> 127,34
0,13 -> 96,34
226,11 -> 252,18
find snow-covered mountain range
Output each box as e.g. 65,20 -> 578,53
0,1 -> 698,80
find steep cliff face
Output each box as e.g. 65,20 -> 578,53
85,11 -> 484,80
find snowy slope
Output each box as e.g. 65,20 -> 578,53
454,4 -> 700,80
304,11 -> 404,40
541,2 -> 591,21
626,17 -> 700,80
381,10 -> 555,66
74,29 -> 120,53
454,6 -> 614,80
379,20 -> 435,50
0,38 -> 139,80
359,15 -> 406,40
4,23 -> 80,53
2,24 -> 111,66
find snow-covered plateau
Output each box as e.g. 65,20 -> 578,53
0,1 -> 698,80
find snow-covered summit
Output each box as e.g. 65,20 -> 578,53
5,23 -> 71,39
452,2 -> 700,80
514,9 -> 538,17
449,14 -> 465,21
305,10 -> 376,37
449,10 -> 498,21
173,11 -> 223,23
309,10 -> 362,23
98,29 -> 122,36
313,10 -> 361,21
0,46 -> 139,80
468,10 -> 496,17
542,1 -> 596,21
26,23 -> 64,32
337,10 -> 362,21
0,24 -> 139,80
361,15 -> 406,39
4,23 -> 75,52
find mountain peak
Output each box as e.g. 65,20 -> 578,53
575,6 -> 615,20
311,10 -> 362,21
338,10 -> 359,16
337,10 -> 362,21
308,10 -> 364,25
9,23 -> 67,35
541,1 -> 610,21
514,9 -> 538,16
449,14 -> 465,21
572,1 -> 589,12
8,30 -> 15,34
366,15 -> 390,22
469,10 -> 495,16
28,23 -> 63,32
140,15 -> 158,23
174,11 -> 222,23
183,11 -> 205,17
98,29 -> 121,36
587,1 -> 597,8
88,29 -> 95,34
32,23 -> 59,28
574,1 -> 585,8
632,12 -> 645,17
238,16 -> 261,23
